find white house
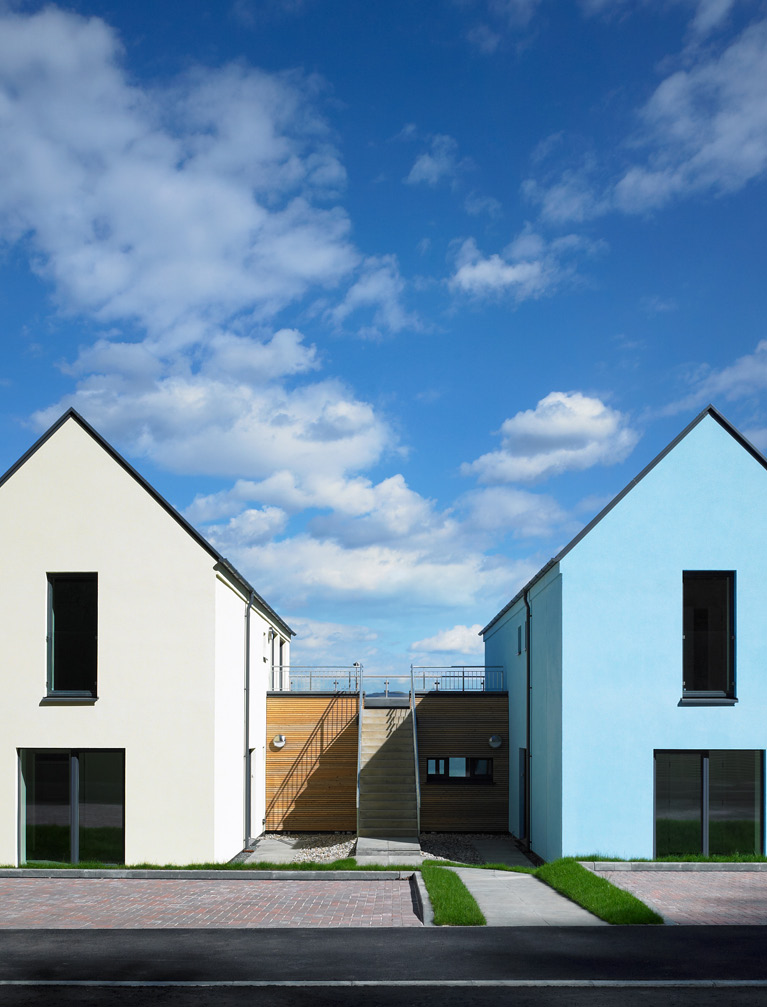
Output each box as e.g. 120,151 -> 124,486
0,409 -> 292,866
483,406 -> 767,862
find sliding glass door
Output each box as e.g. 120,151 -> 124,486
655,750 -> 763,857
19,750 -> 124,864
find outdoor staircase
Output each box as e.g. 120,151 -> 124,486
357,706 -> 419,839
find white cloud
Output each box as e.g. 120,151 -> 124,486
464,192 -> 503,217
449,228 -> 600,300
488,0 -> 542,27
204,506 -> 288,548
0,8 -> 359,347
34,370 -> 394,481
664,340 -> 767,415
288,616 -> 378,664
410,624 -> 484,655
222,534 -> 515,608
463,392 -> 640,483
526,18 -> 767,221
466,24 -> 503,53
405,134 -> 461,187
614,19 -> 767,212
328,255 -> 419,337
460,486 -> 569,537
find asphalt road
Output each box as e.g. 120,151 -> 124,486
1,928 -> 765,1006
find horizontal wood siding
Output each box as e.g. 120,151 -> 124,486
265,695 -> 358,831
415,694 -> 509,832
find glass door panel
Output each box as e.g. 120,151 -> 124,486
24,752 -> 71,862
655,751 -> 703,856
709,750 -> 763,856
78,751 -> 125,863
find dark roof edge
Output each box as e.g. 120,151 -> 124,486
0,408 -> 294,638
480,405 -> 764,636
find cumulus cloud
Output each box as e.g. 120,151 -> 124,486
463,392 -> 640,483
410,624 -> 484,655
460,486 -> 569,538
525,17 -> 767,222
328,255 -> 419,337
0,8 -> 359,346
614,19 -> 767,212
449,229 -> 601,300
664,340 -> 767,416
405,134 -> 462,187
0,7 -> 406,486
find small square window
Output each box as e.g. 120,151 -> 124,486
426,756 -> 493,784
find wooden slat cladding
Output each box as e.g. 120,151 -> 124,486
415,694 -> 509,832
265,695 -> 358,831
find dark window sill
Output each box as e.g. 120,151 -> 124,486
40,695 -> 98,706
678,697 -> 738,707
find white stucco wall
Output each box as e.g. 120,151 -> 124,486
0,418 -> 219,865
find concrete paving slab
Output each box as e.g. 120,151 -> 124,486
472,836 -> 536,868
242,837 -> 296,864
355,837 -> 422,867
451,868 -> 608,926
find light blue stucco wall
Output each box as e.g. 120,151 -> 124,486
559,415 -> 767,859
484,566 -> 562,862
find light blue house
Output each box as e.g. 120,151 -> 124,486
482,406 -> 766,862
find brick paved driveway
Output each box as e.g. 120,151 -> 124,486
594,871 -> 767,924
0,878 -> 422,928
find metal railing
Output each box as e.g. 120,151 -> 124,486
410,664 -> 420,833
269,664 -> 504,692
410,665 -> 504,692
356,663 -> 365,836
269,664 -> 361,692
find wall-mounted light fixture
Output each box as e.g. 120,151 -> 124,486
272,734 -> 287,749
488,734 -> 503,749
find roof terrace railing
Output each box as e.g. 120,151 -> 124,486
269,664 -> 504,692
269,664 -> 361,692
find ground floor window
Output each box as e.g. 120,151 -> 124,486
19,749 -> 124,864
655,750 -> 763,857
426,757 -> 493,783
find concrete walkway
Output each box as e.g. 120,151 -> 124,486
355,837 -> 422,867
451,868 -> 608,926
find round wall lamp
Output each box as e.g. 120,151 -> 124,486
488,734 -> 503,749
272,734 -> 287,749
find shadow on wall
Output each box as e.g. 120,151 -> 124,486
265,696 -> 358,831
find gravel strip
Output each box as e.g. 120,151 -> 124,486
233,832 -> 502,866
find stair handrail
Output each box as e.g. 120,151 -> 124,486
356,662 -> 364,835
410,664 -> 421,835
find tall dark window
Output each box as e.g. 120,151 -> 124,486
655,750 -> 763,857
683,571 -> 734,697
47,574 -> 97,696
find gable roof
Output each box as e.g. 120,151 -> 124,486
0,408 -> 294,638
481,405 -> 767,636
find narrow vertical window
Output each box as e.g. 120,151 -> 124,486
47,574 -> 98,696
683,571 -> 734,698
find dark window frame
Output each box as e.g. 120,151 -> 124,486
47,573 -> 98,698
18,748 -> 125,865
654,749 -> 764,857
426,756 -> 494,784
682,570 -> 735,701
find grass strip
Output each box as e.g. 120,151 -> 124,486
419,864 -> 485,926
21,858 -> 359,871
535,857 -> 663,925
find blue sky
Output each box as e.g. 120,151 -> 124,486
1,0 -> 766,672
